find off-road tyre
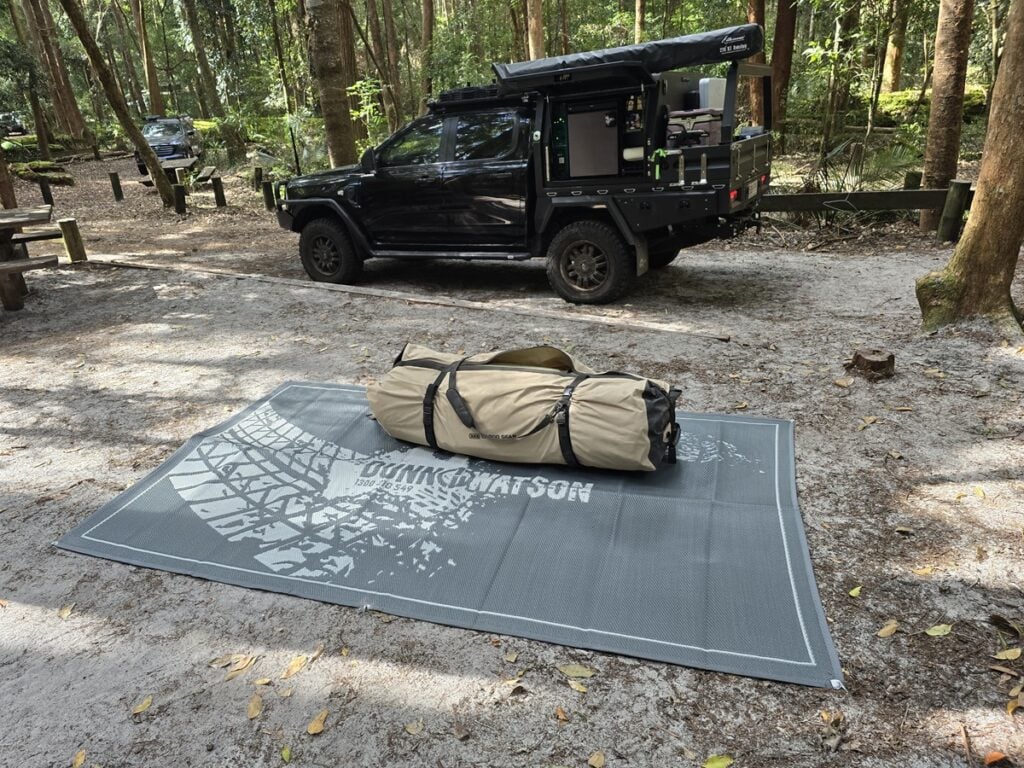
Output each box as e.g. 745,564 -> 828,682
299,217 -> 363,284
545,220 -> 634,304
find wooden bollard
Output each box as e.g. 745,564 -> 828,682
211,176 -> 227,208
261,180 -> 276,211
39,179 -> 53,205
253,165 -> 263,191
175,167 -> 187,188
903,171 -> 922,190
937,180 -> 971,242
109,171 -> 123,201
173,183 -> 187,215
57,218 -> 87,263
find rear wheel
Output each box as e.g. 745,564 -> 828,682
299,217 -> 363,284
545,220 -> 634,304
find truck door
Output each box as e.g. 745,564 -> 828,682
357,114 -> 449,246
440,111 -> 529,247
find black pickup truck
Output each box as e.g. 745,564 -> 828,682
276,24 -> 772,304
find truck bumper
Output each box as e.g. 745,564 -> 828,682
275,206 -> 295,230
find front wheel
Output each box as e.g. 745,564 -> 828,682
299,218 -> 363,284
545,220 -> 634,304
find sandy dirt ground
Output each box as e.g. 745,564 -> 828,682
1,158 -> 1023,767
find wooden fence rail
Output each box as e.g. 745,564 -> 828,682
760,181 -> 975,241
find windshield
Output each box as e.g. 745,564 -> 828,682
143,122 -> 184,139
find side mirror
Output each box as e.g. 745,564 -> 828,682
360,147 -> 376,172
187,129 -> 196,136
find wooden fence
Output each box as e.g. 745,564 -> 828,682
760,176 -> 974,242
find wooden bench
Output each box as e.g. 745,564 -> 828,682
0,255 -> 58,311
195,165 -> 217,185
12,229 -> 62,245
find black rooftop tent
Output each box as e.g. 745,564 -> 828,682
492,24 -> 764,92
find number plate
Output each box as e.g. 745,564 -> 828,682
747,179 -> 759,198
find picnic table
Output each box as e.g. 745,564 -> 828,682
0,205 -> 58,311
140,157 -> 200,186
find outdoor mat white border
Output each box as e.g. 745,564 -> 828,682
57,382 -> 843,688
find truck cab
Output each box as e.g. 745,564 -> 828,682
276,23 -> 771,304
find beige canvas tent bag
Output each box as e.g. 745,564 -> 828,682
367,344 -> 681,472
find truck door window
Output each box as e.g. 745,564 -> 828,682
453,112 -> 517,161
379,115 -> 444,166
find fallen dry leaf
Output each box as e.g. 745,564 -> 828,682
247,693 -> 264,720
891,406 -> 914,412
555,706 -> 569,722
568,679 -> 588,693
954,492 -> 967,502
339,646 -> 350,657
993,648 -> 1022,661
452,723 -> 471,741
310,643 -> 326,662
306,709 -> 328,735
557,663 -> 595,678
0,599 -> 8,608
984,752 -> 1010,766
588,751 -> 606,768
225,656 -> 257,681
279,687 -> 294,698
281,655 -> 308,679
733,401 -> 749,410
703,755 -> 734,768
989,665 -> 1020,677
1007,699 -> 1019,717
925,624 -> 953,637
877,620 -> 899,638
894,526 -> 913,535
131,695 -> 153,716
833,377 -> 854,388
504,650 -> 519,663
405,720 -> 424,735
281,745 -> 292,763
973,486 -> 987,500
57,603 -> 75,620
912,565 -> 934,576
72,750 -> 86,768
208,654 -> 234,669
848,585 -> 862,598
253,678 -> 272,686
1010,683 -> 1023,698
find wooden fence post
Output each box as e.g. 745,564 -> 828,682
173,184 -> 187,215
211,176 -> 227,207
253,166 -> 263,191
175,167 -> 187,188
109,171 -> 123,201
57,218 -> 87,262
937,180 -> 971,242
903,171 -> 922,189
39,179 -> 53,205
261,180 -> 276,211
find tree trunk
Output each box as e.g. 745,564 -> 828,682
381,0 -> 403,120
919,0 -> 975,231
6,0 -> 52,159
55,0 -> 175,206
267,0 -> 295,111
916,0 -> 1024,335
307,0 -> 358,166
559,0 -> 569,54
129,0 -> 165,115
158,8 -> 178,113
181,0 -> 223,114
420,0 -> 434,113
0,143 -> 17,209
526,0 -> 543,59
747,0 -> 766,125
366,0 -> 400,131
882,0 -> 908,92
112,0 -> 147,116
23,0 -> 89,140
634,0 -> 645,43
771,0 -> 797,150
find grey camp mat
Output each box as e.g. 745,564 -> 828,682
58,383 -> 843,688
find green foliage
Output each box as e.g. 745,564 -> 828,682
347,79 -> 388,152
876,85 -> 988,127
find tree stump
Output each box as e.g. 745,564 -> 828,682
846,347 -> 896,379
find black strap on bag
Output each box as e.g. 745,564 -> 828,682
555,375 -> 586,468
422,367 -> 451,450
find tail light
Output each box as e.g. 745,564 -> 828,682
729,189 -> 739,201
